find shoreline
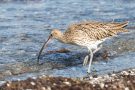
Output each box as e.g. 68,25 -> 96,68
0,68 -> 135,90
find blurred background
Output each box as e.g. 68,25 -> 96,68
0,0 -> 135,80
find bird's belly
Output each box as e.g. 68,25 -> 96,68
74,39 -> 104,49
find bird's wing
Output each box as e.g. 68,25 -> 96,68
67,21 -> 128,40
102,21 -> 129,29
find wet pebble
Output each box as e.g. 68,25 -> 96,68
30,81 -> 36,86
1,68 -> 135,90
99,83 -> 104,89
125,87 -> 129,90
63,81 -> 71,86
121,71 -> 129,75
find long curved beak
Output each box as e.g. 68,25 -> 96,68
37,35 -> 52,63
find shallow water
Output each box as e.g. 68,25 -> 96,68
0,0 -> 135,81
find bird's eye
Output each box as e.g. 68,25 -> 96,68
50,34 -> 53,36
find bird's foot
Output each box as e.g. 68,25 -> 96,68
83,55 -> 89,66
38,62 -> 44,65
37,59 -> 44,65
87,70 -> 91,74
87,67 -> 97,75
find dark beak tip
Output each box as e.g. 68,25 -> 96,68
37,34 -> 53,64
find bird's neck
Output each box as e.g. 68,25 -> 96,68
56,33 -> 67,43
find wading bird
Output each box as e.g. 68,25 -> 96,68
37,21 -> 128,73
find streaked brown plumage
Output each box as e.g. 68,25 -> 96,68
37,21 -> 129,73
64,21 -> 128,41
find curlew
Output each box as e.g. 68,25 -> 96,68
37,21 -> 129,73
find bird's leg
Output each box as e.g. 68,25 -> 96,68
87,45 -> 102,73
93,45 -> 102,54
83,55 -> 90,66
84,45 -> 102,73
87,49 -> 93,73
83,49 -> 94,66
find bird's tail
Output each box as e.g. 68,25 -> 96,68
109,28 -> 129,35
115,21 -> 129,32
116,28 -> 128,32
116,21 -> 129,28
109,21 -> 129,35
108,21 -> 129,29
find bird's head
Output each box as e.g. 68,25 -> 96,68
50,29 -> 63,39
37,29 -> 63,63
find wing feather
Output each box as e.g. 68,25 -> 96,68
66,21 -> 129,40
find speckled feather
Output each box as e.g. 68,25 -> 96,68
65,21 -> 128,40
54,21 -> 129,48
38,21 -> 129,73
37,21 -> 129,72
